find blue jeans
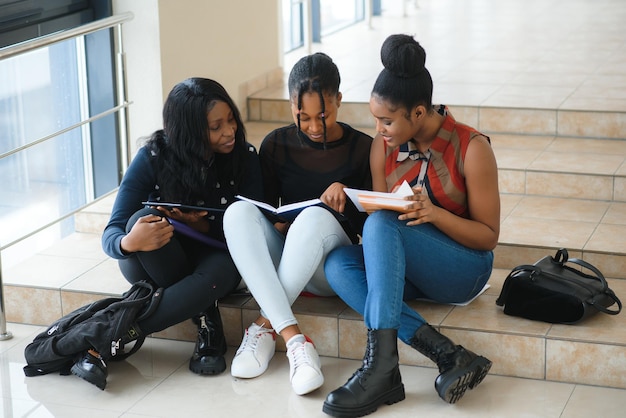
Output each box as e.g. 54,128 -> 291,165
325,210 -> 493,344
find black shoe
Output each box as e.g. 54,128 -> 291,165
189,303 -> 227,375
409,324 -> 492,404
323,329 -> 405,417
71,349 -> 108,390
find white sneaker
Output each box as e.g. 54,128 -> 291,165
231,322 -> 276,378
286,335 -> 324,395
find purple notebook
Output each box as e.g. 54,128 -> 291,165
167,218 -> 227,250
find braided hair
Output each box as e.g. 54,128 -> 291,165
287,52 -> 341,148
372,34 -> 433,118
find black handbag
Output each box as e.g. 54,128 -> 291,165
496,248 -> 622,324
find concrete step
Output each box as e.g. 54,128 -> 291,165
4,229 -> 625,390
3,104 -> 626,391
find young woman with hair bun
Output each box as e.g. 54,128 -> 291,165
323,34 -> 499,417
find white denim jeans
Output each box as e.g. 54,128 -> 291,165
223,200 -> 352,334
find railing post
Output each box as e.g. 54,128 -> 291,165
0,253 -> 14,341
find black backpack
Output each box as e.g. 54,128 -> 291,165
23,281 -> 162,377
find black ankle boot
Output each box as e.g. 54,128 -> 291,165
189,302 -> 227,375
323,329 -> 405,417
71,349 -> 108,390
409,324 -> 492,404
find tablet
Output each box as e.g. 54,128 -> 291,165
142,201 -> 225,213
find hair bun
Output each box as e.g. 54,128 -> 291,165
380,34 -> 426,78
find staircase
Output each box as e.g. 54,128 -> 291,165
3,89 -> 625,391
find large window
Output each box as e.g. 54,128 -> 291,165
0,3 -> 121,268
282,0 -> 365,52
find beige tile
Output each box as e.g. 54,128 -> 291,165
247,98 -> 261,121
291,295 -> 347,317
485,268 -> 510,297
562,385 -> 626,417
494,244 -> 576,270
483,85 -> 573,109
337,318 -> 367,360
3,254 -> 103,288
491,134 -> 555,150
248,84 -> 288,100
38,232 -> 107,261
404,299 -> 455,327
4,285 -> 62,325
499,193 -> 523,220
260,99 -> 291,123
339,102 -> 374,128
529,151 -> 623,175
479,107 -> 557,135
221,304 -> 244,346
62,258 -> 129,294
494,148 -> 542,170
585,224 -> 626,253
433,81 -> 501,107
526,172 -> 614,200
245,121 -> 283,148
601,202 -> 626,225
547,340 -> 626,389
615,175 -> 626,202
448,105 -> 479,128
582,252 -> 626,280
546,137 -> 626,155
498,169 -> 526,194
510,196 -> 610,223
292,313 -> 338,357
560,96 -> 626,113
558,110 -> 626,139
500,216 -> 596,249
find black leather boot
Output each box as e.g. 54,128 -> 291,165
71,349 -> 108,390
323,329 -> 405,417
409,324 -> 492,404
189,302 -> 227,375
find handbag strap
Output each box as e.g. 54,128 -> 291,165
555,249 -> 622,315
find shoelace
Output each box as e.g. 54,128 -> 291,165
236,326 -> 268,355
288,341 -> 312,371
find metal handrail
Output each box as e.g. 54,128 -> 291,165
0,12 -> 134,340
0,12 -> 133,60
0,103 -> 130,160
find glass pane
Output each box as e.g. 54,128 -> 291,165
0,40 -> 86,266
319,0 -> 364,36
282,0 -> 304,52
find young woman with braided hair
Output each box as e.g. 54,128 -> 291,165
223,52 -> 372,395
323,34 -> 499,417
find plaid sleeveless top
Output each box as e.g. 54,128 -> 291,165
384,105 -> 489,218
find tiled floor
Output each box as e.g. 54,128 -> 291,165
282,0 -> 626,113
2,321 -> 626,418
2,0 -> 626,417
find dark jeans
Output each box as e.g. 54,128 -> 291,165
119,208 -> 240,335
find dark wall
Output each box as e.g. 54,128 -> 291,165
0,0 -> 111,48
